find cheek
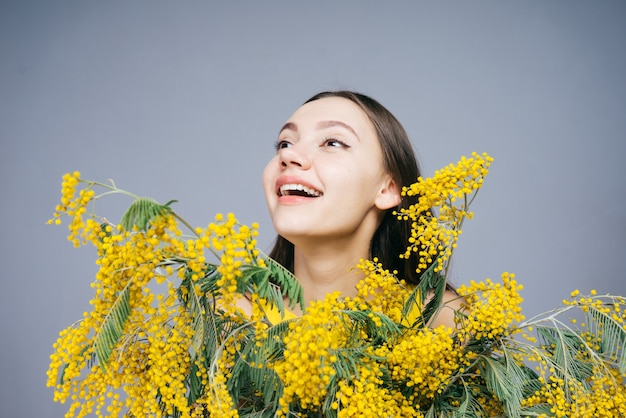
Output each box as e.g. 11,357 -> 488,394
262,158 -> 278,199
332,164 -> 380,197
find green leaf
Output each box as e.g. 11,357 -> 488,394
93,281 -> 132,371
403,260 -> 447,327
498,344 -> 538,418
477,351 -> 536,417
237,257 -> 304,317
587,300 -> 626,373
536,326 -> 593,383
441,381 -> 484,418
179,274 -> 208,358
119,197 -> 172,231
520,403 -> 555,416
266,257 -> 304,311
340,309 -> 401,343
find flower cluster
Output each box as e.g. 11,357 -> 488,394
334,360 -> 418,417
522,367 -> 626,418
519,292 -> 626,417
272,274 -> 465,417
387,325 -> 460,401
207,212 -> 263,316
47,175 -> 271,417
48,171 -> 95,246
396,152 -> 492,273
354,258 -> 414,323
47,214 -> 198,416
456,272 -> 525,340
47,153 -> 626,418
275,291 -> 348,412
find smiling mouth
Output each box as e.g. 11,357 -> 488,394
278,184 -> 323,197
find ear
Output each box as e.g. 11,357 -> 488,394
374,176 -> 402,211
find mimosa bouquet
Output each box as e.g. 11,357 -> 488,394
47,153 -> 626,417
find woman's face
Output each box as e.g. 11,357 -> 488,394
262,97 -> 400,245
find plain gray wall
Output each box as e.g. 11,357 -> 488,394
2,1 -> 625,416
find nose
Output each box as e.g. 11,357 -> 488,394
279,143 -> 311,170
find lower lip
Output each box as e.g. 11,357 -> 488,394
277,195 -> 320,205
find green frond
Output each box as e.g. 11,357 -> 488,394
93,281 -> 132,371
187,359 -> 204,405
478,355 -> 516,401
120,197 -> 172,231
321,379 -> 339,418
496,344 -> 541,418
230,342 -> 283,409
340,309 -> 401,343
263,320 -> 292,361
520,403 -> 555,417
536,326 -> 593,382
237,257 -> 304,316
181,278 -> 208,356
475,349 -> 540,418
401,285 -> 423,326
403,262 -> 447,327
424,405 -> 439,418
239,265 -> 287,316
587,301 -> 626,373
417,258 -> 445,291
266,257 -> 304,311
444,385 -> 484,418
220,320 -> 288,414
204,313 -> 244,362
238,410 -> 278,418
175,262 -> 222,368
331,348 -> 363,381
196,263 -> 220,296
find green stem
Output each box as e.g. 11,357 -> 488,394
172,211 -> 199,237
82,179 -> 142,201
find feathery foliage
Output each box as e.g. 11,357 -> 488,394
93,281 -> 131,370
47,156 -> 626,417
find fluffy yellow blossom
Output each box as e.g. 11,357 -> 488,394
335,360 -> 422,417
522,365 -> 626,417
48,171 -> 97,247
387,325 -> 461,399
355,258 -> 414,323
48,161 -> 626,418
457,272 -> 524,340
275,291 -> 348,412
396,152 -> 492,273
200,348 -> 240,418
207,213 -> 260,316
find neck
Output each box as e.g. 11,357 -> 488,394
291,237 -> 369,310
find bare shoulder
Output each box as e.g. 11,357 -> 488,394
234,294 -> 253,316
428,289 -> 466,330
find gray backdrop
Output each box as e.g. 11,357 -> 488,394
2,1 -> 625,416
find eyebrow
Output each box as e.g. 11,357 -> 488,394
278,120 -> 359,139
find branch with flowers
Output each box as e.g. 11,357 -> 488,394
47,153 -> 626,418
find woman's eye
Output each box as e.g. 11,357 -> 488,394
274,140 -> 292,151
323,138 -> 350,148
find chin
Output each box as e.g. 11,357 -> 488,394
273,222 -> 307,241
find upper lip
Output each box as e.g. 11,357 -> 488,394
275,176 -> 323,197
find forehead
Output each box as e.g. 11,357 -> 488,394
286,97 -> 376,136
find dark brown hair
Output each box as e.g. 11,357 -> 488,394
269,90 -> 432,285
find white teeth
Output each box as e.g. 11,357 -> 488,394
279,184 -> 322,197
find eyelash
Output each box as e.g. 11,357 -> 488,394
274,140 -> 290,151
322,137 -> 350,148
273,137 -> 350,151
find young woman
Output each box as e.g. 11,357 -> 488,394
242,90 -> 461,328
